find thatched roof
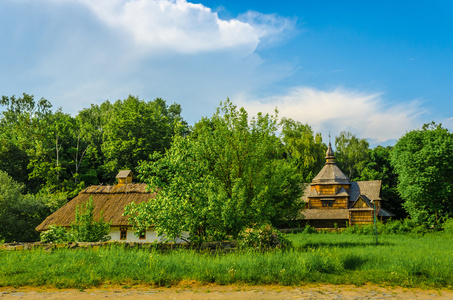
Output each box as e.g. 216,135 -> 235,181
36,183 -> 155,232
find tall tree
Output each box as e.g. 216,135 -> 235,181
101,96 -> 187,178
335,131 -> 370,180
125,100 -> 303,243
359,146 -> 405,218
0,170 -> 53,242
391,122 -> 453,224
280,118 -> 326,182
27,109 -> 80,194
0,94 -> 53,192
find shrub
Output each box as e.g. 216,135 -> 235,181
71,197 -> 111,242
40,225 -> 72,243
238,224 -> 292,250
442,218 -> 453,234
302,225 -> 317,234
343,224 -> 375,235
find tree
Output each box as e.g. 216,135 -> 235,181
359,146 -> 405,218
0,94 -> 52,192
391,122 -> 453,225
0,170 -> 53,242
335,131 -> 370,180
124,100 -> 303,243
70,197 -> 111,242
101,96 -> 187,178
280,118 -> 326,182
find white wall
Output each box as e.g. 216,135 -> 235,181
109,227 -> 188,243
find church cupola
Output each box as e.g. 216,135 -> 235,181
311,142 -> 350,185
326,142 -> 335,164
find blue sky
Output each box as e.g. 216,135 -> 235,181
1,0 -> 452,146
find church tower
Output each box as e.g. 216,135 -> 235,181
307,143 -> 351,209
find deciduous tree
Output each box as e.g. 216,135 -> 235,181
391,122 -> 453,224
280,118 -> 326,182
335,131 -> 370,180
125,100 -> 303,243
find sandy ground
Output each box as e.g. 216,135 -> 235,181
1,284 -> 452,300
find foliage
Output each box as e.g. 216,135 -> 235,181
70,197 -> 111,242
237,224 -> 292,250
442,218 -> 453,235
102,95 -> 187,176
342,224 -> 375,235
0,94 -> 52,192
0,170 -> 53,242
391,122 -> 453,225
40,225 -> 72,243
280,118 -> 326,182
301,225 -> 318,234
125,100 -> 304,243
335,131 -> 370,180
358,146 -> 405,219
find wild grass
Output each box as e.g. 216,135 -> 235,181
1,233 -> 452,289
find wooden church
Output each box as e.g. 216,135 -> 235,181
301,143 -> 394,228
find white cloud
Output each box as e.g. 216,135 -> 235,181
76,0 -> 294,55
237,11 -> 297,47
233,87 -> 425,143
0,0 -> 297,118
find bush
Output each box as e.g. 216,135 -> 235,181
40,225 -> 72,243
238,224 -> 292,250
302,225 -> 317,234
343,224 -> 375,235
442,218 -> 453,234
71,197 -> 111,242
379,218 -> 429,235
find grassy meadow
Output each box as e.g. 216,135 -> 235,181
1,232 -> 453,289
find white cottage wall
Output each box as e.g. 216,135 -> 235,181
109,227 -> 188,243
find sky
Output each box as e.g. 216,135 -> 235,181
1,0 -> 452,146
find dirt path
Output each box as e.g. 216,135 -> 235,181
1,284 -> 452,300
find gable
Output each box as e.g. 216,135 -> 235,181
352,196 -> 372,209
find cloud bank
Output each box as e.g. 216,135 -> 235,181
1,0 -> 296,116
78,0 -> 294,55
233,87 -> 425,144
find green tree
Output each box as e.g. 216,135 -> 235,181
335,131 -> 370,180
101,96 -> 187,178
0,170 -> 53,242
0,94 -> 52,192
280,118 -> 326,182
391,122 -> 453,225
27,109 -> 83,194
71,197 -> 111,242
359,146 -> 405,218
124,100 -> 303,243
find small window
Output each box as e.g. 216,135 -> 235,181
322,200 -> 334,207
120,228 -> 127,240
139,230 -> 146,240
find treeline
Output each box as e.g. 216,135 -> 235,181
0,94 -> 452,242
0,93 -> 186,242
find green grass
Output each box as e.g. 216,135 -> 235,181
1,233 -> 453,289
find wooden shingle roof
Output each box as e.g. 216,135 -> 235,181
303,209 -> 349,220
